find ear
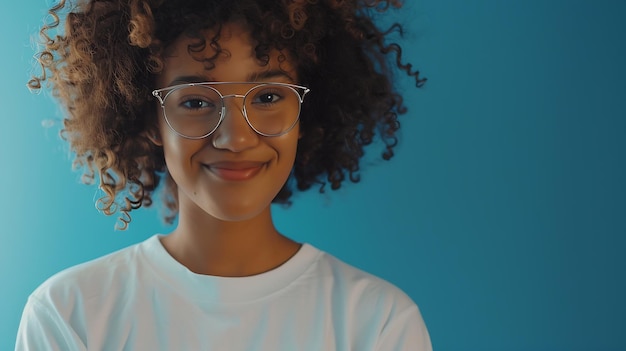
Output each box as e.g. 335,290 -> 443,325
146,129 -> 163,146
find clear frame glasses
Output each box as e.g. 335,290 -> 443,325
152,82 -> 311,139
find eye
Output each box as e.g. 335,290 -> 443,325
181,98 -> 215,110
252,90 -> 283,105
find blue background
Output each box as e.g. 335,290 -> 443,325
2,1 -> 625,350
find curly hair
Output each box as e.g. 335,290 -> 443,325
29,0 -> 426,229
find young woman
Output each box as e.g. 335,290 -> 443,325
16,0 -> 431,350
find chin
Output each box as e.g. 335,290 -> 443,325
205,198 -> 272,223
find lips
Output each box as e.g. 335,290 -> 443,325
204,161 -> 266,181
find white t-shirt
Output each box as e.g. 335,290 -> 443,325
16,235 -> 432,350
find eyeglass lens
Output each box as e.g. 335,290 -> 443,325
162,84 -> 301,138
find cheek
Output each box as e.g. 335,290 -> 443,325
274,135 -> 300,174
160,126 -> 204,171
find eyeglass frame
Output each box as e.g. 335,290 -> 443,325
152,81 -> 311,139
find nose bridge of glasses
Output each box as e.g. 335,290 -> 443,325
221,93 -> 246,99
216,93 -> 259,139
221,93 -> 248,118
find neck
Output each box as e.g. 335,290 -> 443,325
160,196 -> 300,277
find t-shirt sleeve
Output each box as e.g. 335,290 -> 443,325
15,295 -> 87,351
376,304 -> 433,351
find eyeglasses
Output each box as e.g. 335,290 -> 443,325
152,82 -> 310,139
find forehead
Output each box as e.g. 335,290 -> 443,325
157,22 -> 297,87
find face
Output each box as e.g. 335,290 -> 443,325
154,22 -> 300,222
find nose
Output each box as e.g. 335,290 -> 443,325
211,96 -> 259,152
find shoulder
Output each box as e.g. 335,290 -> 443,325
306,246 -> 432,349
16,237 -> 159,350
29,237 -> 151,310
313,248 -> 416,309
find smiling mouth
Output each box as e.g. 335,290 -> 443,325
204,162 -> 266,181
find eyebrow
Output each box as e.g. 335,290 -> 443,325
167,70 -> 295,87
248,70 -> 295,82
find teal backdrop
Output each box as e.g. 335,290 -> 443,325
1,1 -> 625,350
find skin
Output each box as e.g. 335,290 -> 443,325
152,22 -> 302,277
